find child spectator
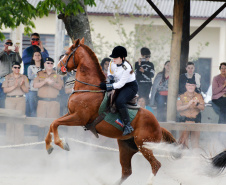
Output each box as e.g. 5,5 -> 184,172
135,47 -> 155,103
138,97 -> 154,114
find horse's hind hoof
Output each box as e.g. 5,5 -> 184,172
61,138 -> 70,151
63,142 -> 70,151
47,146 -> 54,154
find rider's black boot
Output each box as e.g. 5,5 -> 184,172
118,108 -> 134,136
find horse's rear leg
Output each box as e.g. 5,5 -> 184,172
140,147 -> 161,185
135,138 -> 161,185
116,139 -> 138,185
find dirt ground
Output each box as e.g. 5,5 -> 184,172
1,133 -> 226,185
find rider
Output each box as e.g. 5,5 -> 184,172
100,46 -> 138,135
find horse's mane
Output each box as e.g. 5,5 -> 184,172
80,44 -> 106,82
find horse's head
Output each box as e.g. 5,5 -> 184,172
57,38 -> 85,75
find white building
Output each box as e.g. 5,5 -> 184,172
1,0 -> 225,92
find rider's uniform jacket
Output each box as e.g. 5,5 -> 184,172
107,61 -> 135,89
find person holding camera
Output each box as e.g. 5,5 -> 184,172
22,33 -> 49,76
135,47 -> 155,103
0,39 -> 22,108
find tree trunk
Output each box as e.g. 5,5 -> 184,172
58,2 -> 93,50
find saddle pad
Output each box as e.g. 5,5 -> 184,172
98,93 -> 138,131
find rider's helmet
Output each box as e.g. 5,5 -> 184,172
109,46 -> 127,59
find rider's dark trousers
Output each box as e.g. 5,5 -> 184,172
115,80 -> 138,109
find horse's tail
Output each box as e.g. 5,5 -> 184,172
211,150 -> 226,172
161,127 -> 176,144
161,127 -> 181,159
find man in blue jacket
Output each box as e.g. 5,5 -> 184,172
22,33 -> 49,76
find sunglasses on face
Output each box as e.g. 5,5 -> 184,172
31,38 -> 39,41
5,42 -> 13,46
46,62 -> 54,65
13,66 -> 20,69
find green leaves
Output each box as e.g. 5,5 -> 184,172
0,0 -> 96,40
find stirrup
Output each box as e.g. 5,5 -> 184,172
122,125 -> 134,136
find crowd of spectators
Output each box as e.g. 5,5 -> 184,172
0,37 -> 225,146
0,33 -> 72,143
133,47 -> 225,149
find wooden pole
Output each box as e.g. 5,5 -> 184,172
167,0 -> 184,122
180,0 -> 190,75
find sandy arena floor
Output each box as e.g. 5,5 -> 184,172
1,140 -> 226,185
1,128 -> 226,185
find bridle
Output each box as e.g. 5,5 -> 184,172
60,45 -> 80,73
61,45 -> 105,93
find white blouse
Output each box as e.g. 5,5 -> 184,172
107,61 -> 135,89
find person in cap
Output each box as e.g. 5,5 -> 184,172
33,57 -> 63,140
0,39 -> 22,108
177,78 -> 205,148
2,61 -> 29,144
135,47 -> 155,103
99,46 -> 138,136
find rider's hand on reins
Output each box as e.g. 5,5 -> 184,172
100,82 -> 107,90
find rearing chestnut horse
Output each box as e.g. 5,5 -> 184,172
45,38 -> 178,184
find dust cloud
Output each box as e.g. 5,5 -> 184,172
0,127 -> 226,185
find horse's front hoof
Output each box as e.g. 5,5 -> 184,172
47,146 -> 54,154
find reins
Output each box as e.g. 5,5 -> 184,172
75,78 -> 101,88
65,78 -> 104,93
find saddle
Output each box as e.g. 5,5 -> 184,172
108,90 -> 140,113
84,91 -> 139,138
